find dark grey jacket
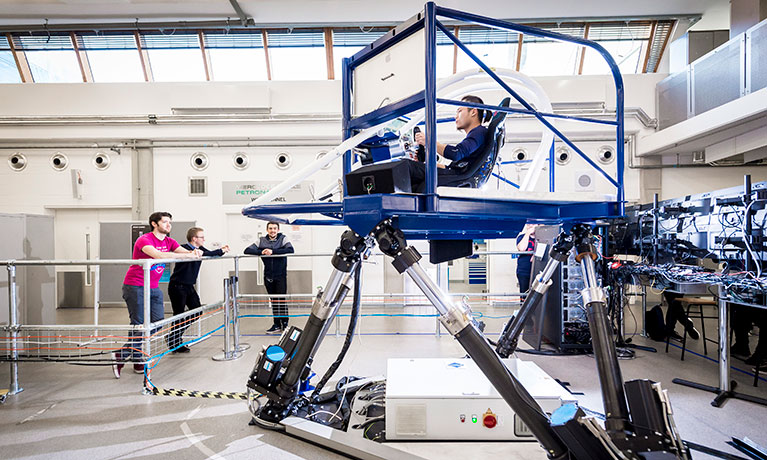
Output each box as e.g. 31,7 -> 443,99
244,233 -> 294,280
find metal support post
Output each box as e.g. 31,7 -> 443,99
93,265 -> 100,326
718,286 -> 731,397
424,1 -> 438,211
652,193 -> 659,265
7,263 -> 23,395
232,258 -> 250,353
213,277 -> 242,361
641,284 -> 647,337
142,261 -> 151,364
744,175 -> 754,273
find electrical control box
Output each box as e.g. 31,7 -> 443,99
385,358 -> 575,440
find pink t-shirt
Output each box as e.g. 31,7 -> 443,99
123,232 -> 180,288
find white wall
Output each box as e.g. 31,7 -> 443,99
661,166 -> 767,200
0,148 -> 132,215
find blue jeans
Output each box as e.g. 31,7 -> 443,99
121,284 -> 164,361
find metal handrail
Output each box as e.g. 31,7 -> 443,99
0,250 -> 531,266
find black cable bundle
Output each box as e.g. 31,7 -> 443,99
311,262 -> 362,399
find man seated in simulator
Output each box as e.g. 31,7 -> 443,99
407,94 -> 490,192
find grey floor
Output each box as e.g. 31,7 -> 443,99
1,300 -> 766,460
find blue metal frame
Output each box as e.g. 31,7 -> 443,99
342,3 -> 625,203
491,173 -> 520,189
549,142 -> 555,193
244,2 -> 626,240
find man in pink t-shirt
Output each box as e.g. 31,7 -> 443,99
112,211 -> 201,379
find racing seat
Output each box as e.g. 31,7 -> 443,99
441,97 -> 510,188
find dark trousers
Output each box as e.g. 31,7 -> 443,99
663,292 -> 693,335
517,272 -> 531,295
167,282 -> 202,349
405,160 -> 461,192
265,276 -> 288,328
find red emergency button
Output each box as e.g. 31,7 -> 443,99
482,409 -> 497,428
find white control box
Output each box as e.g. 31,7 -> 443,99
385,358 -> 575,440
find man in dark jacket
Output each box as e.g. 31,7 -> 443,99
167,227 -> 229,352
245,221 -> 295,333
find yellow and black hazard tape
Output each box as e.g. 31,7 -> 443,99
152,387 -> 251,400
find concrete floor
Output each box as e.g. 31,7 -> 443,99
1,302 -> 766,460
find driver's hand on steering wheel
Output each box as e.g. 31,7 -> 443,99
414,131 -> 425,146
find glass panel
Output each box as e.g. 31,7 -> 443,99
581,40 -> 647,75
209,48 -> 268,81
147,49 -> 206,82
519,41 -> 579,76
333,28 -> 389,47
78,32 -> 138,50
270,47 -> 327,80
268,29 -> 324,48
142,32 -> 201,49
26,50 -> 83,82
333,45 -> 362,79
436,44 -> 454,77
331,27 -> 390,79
204,31 -> 263,48
0,51 -> 21,83
87,49 -> 144,82
456,43 -> 518,72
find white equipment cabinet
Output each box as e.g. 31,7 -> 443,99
386,358 -> 576,441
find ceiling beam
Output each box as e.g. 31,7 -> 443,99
0,14 -> 699,34
228,0 -> 254,27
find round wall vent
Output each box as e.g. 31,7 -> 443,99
233,152 -> 249,170
555,147 -> 570,166
92,152 -> 110,170
190,151 -> 209,171
597,145 -> 615,164
578,174 -> 592,188
512,148 -> 527,162
8,152 -> 27,171
50,152 -> 68,171
275,152 -> 292,170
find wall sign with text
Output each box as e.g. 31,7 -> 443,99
222,181 -> 313,205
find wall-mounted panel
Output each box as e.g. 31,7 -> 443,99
691,36 -> 745,117
747,20 -> 767,94
656,70 -> 690,130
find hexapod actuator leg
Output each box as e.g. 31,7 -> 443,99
254,229 -> 372,424
571,224 -> 631,435
496,232 -> 574,358
373,222 -> 569,460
